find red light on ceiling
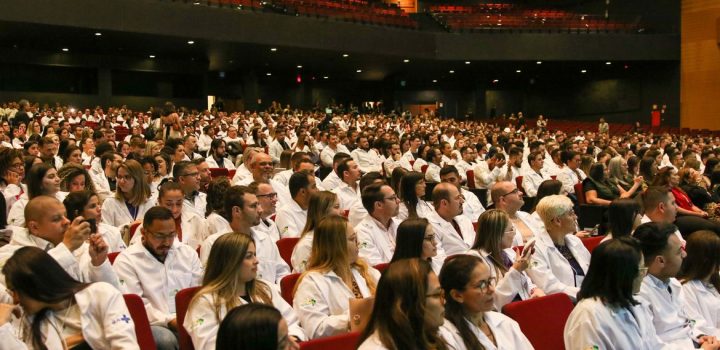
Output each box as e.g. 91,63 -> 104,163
296,75 -> 302,83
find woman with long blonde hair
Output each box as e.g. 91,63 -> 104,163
293,216 -> 380,339
184,233 -> 304,349
290,191 -> 342,272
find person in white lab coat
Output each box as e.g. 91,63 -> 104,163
439,166 -> 485,223
355,183 -> 401,266
291,191 -> 341,273
527,195 -> 590,300
351,136 -> 383,174
205,177 -> 233,237
114,206 -> 204,350
521,151 -> 551,198
268,127 -> 291,165
557,150 -> 586,196
563,237 -> 716,350
174,161 -> 207,218
634,222 -> 720,346
0,196 -> 118,299
204,139 -> 236,169
215,303 -> 300,350
424,147 -> 443,183
293,216 -> 380,339
7,163 -> 68,228
439,255 -> 534,350
249,181 -> 281,242
100,159 -> 154,230
466,210 -> 544,310
320,152 -> 351,193
397,171 -> 436,221
679,231 -> 720,331
129,181 -> 209,250
357,258 -> 447,350
64,190 -> 126,253
426,182 -> 475,257
347,172 -> 386,228
234,153 -> 292,207
331,158 -> 361,212
390,218 -> 440,273
0,247 -> 139,350
185,233 -> 304,350
491,181 -> 545,246
275,171 -> 318,238
201,185 -> 290,284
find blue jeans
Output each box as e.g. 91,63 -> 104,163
151,325 -> 179,350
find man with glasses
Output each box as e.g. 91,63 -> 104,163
491,181 -> 543,245
249,181 -> 281,242
235,152 -> 292,206
114,206 -> 203,350
174,161 -> 206,218
356,183 -> 401,265
427,182 -> 475,259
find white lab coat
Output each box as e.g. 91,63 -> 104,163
521,169 -> 551,197
201,229 -> 290,284
255,216 -> 281,242
99,222 -> 127,253
294,267 -> 380,339
356,216 -> 400,266
0,228 -> 119,297
291,232 -> 313,273
440,312 -> 534,350
348,200 -> 368,228
564,297 -> 685,350
100,196 -> 154,229
269,139 -> 287,163
275,200 -> 308,238
682,280 -> 720,331
510,211 -> 545,246
204,156 -> 236,170
129,210 -> 210,250
206,212 -> 232,237
183,192 -> 207,219
320,171 -> 342,193
461,188 -> 485,223
637,275 -> 711,346
396,200 -> 436,222
230,163 -> 251,184
332,182 -> 360,212
557,167 -> 586,194
113,240 -> 204,326
525,230 -> 590,300
351,148 -> 383,174
7,191 -> 68,228
0,282 -> 139,350
427,211 -> 476,256
425,163 -> 441,183
466,249 -> 536,310
184,280 -> 305,350
357,332 -> 390,350
89,166 -> 113,203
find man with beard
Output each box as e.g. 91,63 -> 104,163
204,139 -> 235,169
427,182 -> 474,257
351,136 -> 382,174
114,206 -> 203,350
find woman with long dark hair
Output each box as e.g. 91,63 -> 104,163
397,171 -> 435,221
563,238 -> 706,349
0,247 -> 139,349
216,304 -> 299,350
64,190 -> 126,253
391,218 -> 440,272
602,198 -> 642,242
439,255 -> 533,349
7,163 -> 67,227
679,230 -> 720,330
358,258 -> 448,350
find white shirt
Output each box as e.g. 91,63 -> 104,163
461,188 -> 485,223
640,215 -> 686,247
7,191 -> 68,228
183,192 -> 207,218
320,145 -> 350,168
184,281 -> 305,350
114,240 -> 204,326
521,168 -> 550,197
129,211 -> 210,250
291,231 -> 314,273
99,222 -> 127,253
637,275 -> 711,346
473,160 -> 503,190
426,211 -> 475,257
275,200 -> 308,238
206,212 -> 232,237
293,267 -> 380,339
356,216 -> 400,266
440,312 -> 534,350
205,156 -> 236,169
269,139 -> 288,163
425,163 -> 441,182
682,280 -> 720,333
412,158 -> 427,173
101,196 -> 154,229
557,167 -> 587,194
525,230 -> 590,300
332,182 -> 360,212
351,148 -> 383,173
0,282 -> 140,350
230,163 -> 252,184
396,201 -> 436,222
255,216 -> 281,242
564,297 -> 680,350
454,160 -> 473,182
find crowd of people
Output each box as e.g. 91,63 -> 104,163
1,98 -> 720,349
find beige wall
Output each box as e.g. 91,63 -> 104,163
681,0 -> 720,129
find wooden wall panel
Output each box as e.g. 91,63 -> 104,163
681,0 -> 720,129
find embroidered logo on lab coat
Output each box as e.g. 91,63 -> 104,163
112,314 -> 132,325
302,298 -> 317,307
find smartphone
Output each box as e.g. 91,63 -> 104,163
85,218 -> 98,234
522,238 -> 537,257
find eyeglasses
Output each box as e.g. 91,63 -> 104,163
499,188 -> 519,197
180,172 -> 199,177
475,277 -> 497,293
148,231 -> 177,241
383,195 -> 399,202
256,192 -> 278,199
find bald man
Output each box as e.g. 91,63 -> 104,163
0,196 -> 119,301
491,181 -> 545,246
